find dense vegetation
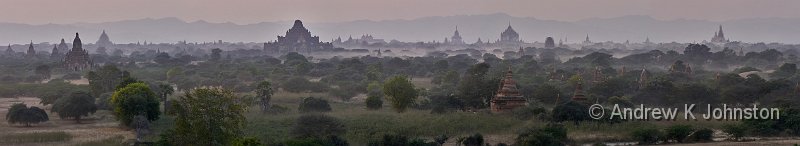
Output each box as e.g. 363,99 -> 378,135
4,42 -> 800,145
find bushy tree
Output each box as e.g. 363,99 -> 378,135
366,82 -> 383,110
461,133 -> 484,146
551,101 -> 589,124
457,63 -> 494,109
52,91 -> 97,123
87,65 -> 123,97
298,97 -> 332,112
383,75 -> 418,113
110,83 -> 160,126
255,81 -> 274,112
631,127 -> 664,145
665,124 -> 693,143
34,65 -> 51,80
162,88 -> 247,146
5,103 -> 48,127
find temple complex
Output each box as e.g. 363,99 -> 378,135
64,33 -> 92,71
497,23 -> 522,45
263,20 -> 334,55
710,25 -> 729,43
26,41 -> 35,57
490,68 -> 528,112
96,30 -> 114,49
450,26 -> 465,45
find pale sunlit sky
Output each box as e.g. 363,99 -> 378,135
2,0 -> 799,24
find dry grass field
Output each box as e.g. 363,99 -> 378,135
0,97 -> 133,146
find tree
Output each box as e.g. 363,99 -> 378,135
5,103 -> 48,127
110,83 -> 160,126
34,65 -> 51,80
52,91 -> 97,123
210,48 -> 222,61
298,97 -> 332,112
164,88 -> 247,146
457,63 -> 494,109
366,81 -> 383,110
683,44 -> 712,66
156,83 -> 174,113
383,75 -> 418,113
87,65 -> 123,97
532,84 -> 561,105
255,81 -> 274,112
551,101 -> 589,124
291,114 -> 345,139
770,63 -> 797,79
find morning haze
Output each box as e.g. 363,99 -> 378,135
2,0 -> 800,44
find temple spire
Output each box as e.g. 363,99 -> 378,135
72,33 -> 82,51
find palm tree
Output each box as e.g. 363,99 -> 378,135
157,83 -> 174,113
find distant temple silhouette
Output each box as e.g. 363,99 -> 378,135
63,33 -> 92,71
263,20 -> 334,55
711,25 -> 729,43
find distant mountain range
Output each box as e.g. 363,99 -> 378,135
2,13 -> 800,45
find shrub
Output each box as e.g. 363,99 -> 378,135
298,97 -> 332,112
630,127 -> 663,145
291,114 -> 345,139
366,94 -> 383,110
665,124 -> 693,143
723,124 -> 746,141
515,123 -> 568,146
461,133 -> 484,146
690,128 -> 714,142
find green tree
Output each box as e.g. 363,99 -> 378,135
383,75 -> 418,113
366,81 -> 383,110
255,81 -> 274,112
87,65 -> 123,97
5,103 -> 49,127
298,97 -> 332,112
110,83 -> 160,126
770,63 -> 797,79
52,91 -> 97,123
165,88 -> 247,146
457,63 -> 494,109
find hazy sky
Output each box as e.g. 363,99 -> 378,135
2,0 -> 799,24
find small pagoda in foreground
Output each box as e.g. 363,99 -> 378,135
490,68 -> 528,112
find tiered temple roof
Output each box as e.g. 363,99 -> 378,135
490,68 -> 527,112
